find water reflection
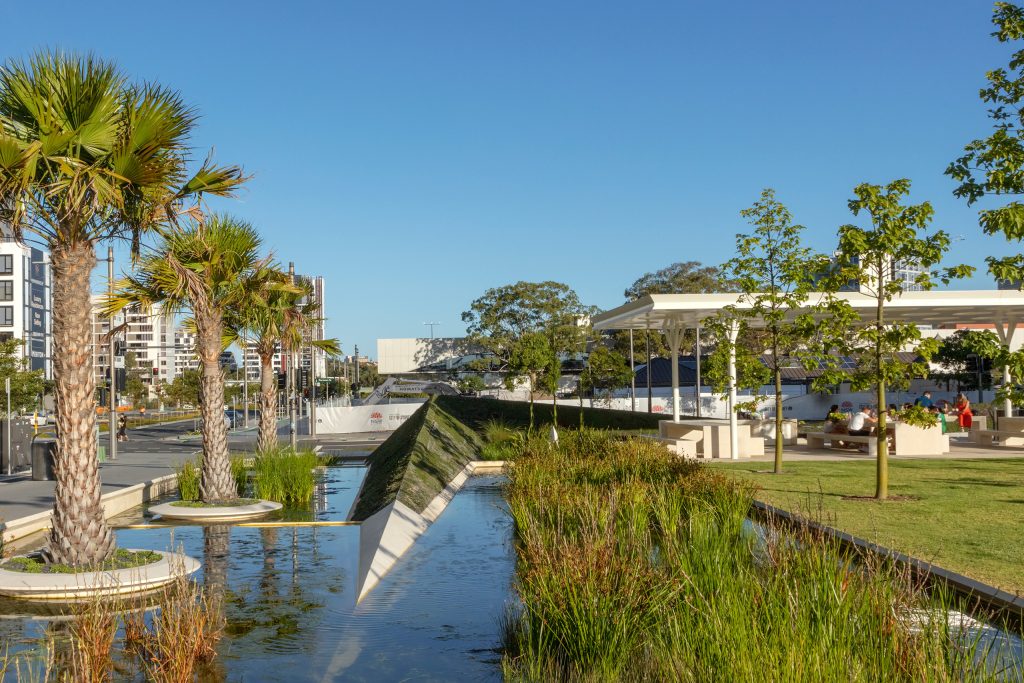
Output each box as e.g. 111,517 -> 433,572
0,470 -> 515,681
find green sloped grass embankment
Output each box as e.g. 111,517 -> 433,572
350,397 -> 485,522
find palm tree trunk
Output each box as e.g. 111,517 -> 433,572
44,241 -> 115,565
196,309 -> 234,502
257,353 -> 277,452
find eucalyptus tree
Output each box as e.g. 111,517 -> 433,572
818,180 -> 972,500
724,189 -> 825,473
463,280 -> 588,427
233,273 -> 340,452
0,52 -> 244,564
109,216 -> 272,503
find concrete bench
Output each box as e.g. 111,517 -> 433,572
805,431 -> 877,456
970,429 -> 1024,447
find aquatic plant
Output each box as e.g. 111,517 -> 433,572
176,458 -> 201,502
252,447 -> 320,504
501,427 -> 1008,681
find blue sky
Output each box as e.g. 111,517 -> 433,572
6,1 -> 1017,358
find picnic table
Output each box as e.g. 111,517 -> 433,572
657,419 -> 764,459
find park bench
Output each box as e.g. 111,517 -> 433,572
970,429 -> 1024,447
805,431 -> 877,456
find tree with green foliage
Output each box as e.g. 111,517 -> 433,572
463,281 -> 589,426
932,329 -> 1000,392
0,338 -> 45,412
0,51 -> 244,565
817,180 -> 973,500
581,344 -> 633,402
505,331 -> 555,430
724,189 -> 825,473
456,374 -> 487,395
166,370 -> 202,409
948,2 -> 1024,409
109,216 -> 274,503
123,352 -> 148,408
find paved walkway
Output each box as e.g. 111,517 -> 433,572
0,421 -> 200,524
0,418 -> 386,533
712,434 -> 1024,464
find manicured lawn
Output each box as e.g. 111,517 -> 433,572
710,458 -> 1024,595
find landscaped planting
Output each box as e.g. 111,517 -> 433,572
251,447 -> 321,505
501,428 -> 1005,681
1,549 -> 162,575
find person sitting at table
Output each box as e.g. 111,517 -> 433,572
848,406 -> 877,436
824,405 -> 846,434
914,390 -> 934,409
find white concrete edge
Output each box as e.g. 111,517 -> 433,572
148,499 -> 283,522
354,460 -> 509,603
2,472 -> 180,547
0,549 -> 200,600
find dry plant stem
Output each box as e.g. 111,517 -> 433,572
67,594 -> 118,683
45,241 -> 115,564
145,576 -> 224,683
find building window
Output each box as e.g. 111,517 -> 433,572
0,306 -> 12,327
0,255 -> 12,276
0,281 -> 12,302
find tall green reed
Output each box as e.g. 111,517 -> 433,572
252,447 -> 320,504
501,427 -> 1007,682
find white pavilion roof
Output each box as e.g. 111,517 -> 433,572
592,290 -> 1024,331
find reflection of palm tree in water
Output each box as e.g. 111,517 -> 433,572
260,527 -> 279,599
203,524 -> 231,594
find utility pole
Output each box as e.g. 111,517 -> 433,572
242,344 -> 249,428
288,262 -> 297,450
423,322 -> 440,339
5,377 -> 11,476
354,344 -> 360,400
108,247 -> 117,461
645,329 -> 652,414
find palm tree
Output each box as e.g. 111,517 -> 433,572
233,274 -> 340,452
0,52 -> 244,565
109,215 -> 270,503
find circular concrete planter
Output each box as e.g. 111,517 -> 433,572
148,499 -> 282,522
0,550 -> 200,601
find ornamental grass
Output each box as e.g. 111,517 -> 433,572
501,428 -> 1012,682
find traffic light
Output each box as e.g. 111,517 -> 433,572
277,372 -> 287,390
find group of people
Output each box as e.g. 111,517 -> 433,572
825,391 -> 974,441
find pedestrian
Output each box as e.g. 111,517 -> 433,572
117,414 -> 128,442
914,390 -> 933,409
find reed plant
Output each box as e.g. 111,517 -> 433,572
252,446 -> 320,504
175,457 -> 201,502
480,419 -> 525,461
501,427 -> 1007,682
142,576 -> 224,683
230,455 -> 250,497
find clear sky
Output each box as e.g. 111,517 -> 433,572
6,0 -> 1017,358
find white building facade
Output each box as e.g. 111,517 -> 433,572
0,230 -> 52,378
92,298 -> 175,398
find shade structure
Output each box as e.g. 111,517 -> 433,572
593,289 -> 1024,458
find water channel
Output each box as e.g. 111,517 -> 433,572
0,467 -> 515,682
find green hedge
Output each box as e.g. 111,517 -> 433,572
434,395 -> 675,431
349,398 -> 483,521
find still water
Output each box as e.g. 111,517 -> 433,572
0,469 -> 516,682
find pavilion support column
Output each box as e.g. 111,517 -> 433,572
727,320 -> 739,460
995,315 -> 1019,422
664,320 -> 684,422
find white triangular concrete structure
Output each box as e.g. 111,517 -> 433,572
354,460 -> 506,602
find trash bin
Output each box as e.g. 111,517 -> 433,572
31,439 -> 57,481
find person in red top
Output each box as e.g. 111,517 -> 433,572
955,393 -> 973,430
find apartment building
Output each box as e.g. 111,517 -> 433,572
0,225 -> 52,378
92,298 -> 174,397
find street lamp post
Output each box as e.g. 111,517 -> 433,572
106,247 -> 117,461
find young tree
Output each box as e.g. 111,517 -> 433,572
505,331 -> 554,430
818,180 -> 973,500
0,52 -> 244,565
580,344 -> 633,403
110,216 -> 273,503
463,281 -> 588,426
0,338 -> 45,412
123,352 -> 149,408
724,189 -> 825,473
932,329 -> 1000,392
